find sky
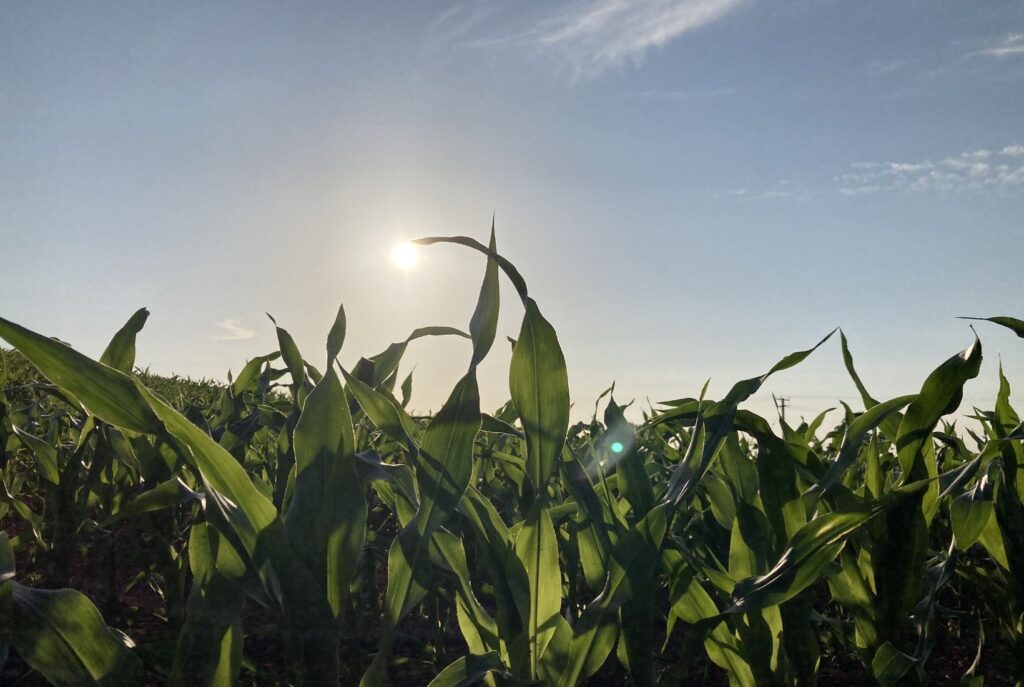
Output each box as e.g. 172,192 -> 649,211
1,1 -> 1023,425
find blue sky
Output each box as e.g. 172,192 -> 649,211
2,1 -> 1022,422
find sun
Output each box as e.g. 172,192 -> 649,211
390,242 -> 419,271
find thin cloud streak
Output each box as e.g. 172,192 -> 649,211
622,86 -> 738,100
211,319 -> 256,341
976,33 -> 1024,58
867,59 -> 912,75
864,33 -> 1024,88
446,0 -> 753,80
736,145 -> 1024,200
423,1 -> 506,51
731,180 -> 813,201
537,0 -> 751,79
837,146 -> 1024,195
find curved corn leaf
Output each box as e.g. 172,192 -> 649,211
510,298 -> 570,495
726,507 -> 878,614
559,506 -> 666,687
131,379 -> 339,686
99,307 -> 149,374
169,523 -> 245,687
469,222 -> 500,368
425,651 -> 517,687
413,234 -> 529,305
1,533 -> 14,583
11,425 -> 60,485
457,486 -> 532,673
896,336 -> 982,479
606,397 -> 653,518
840,332 -> 905,444
951,472 -> 994,550
480,413 -> 524,437
340,367 -> 419,451
840,330 -> 880,407
326,303 -> 347,364
230,352 -> 281,396
267,314 -> 307,389
718,329 -> 836,411
364,370 -> 481,686
101,477 -> 202,526
871,641 -> 916,686
652,333 -> 834,511
872,337 -> 982,650
513,501 -> 561,679
430,528 -> 500,653
354,450 -> 417,506
287,367 -> 365,620
357,327 -> 470,390
1,582 -> 142,686
0,316 -> 160,434
958,315 -> 1024,338
812,395 -> 916,503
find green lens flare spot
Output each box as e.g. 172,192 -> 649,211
610,441 -> 624,454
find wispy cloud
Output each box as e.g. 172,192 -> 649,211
867,59 -> 912,75
732,179 -> 813,201
621,86 -> 738,100
975,33 -> 1024,59
865,33 -> 1024,86
423,1 -> 505,51
837,146 -> 1024,195
534,0 -> 750,78
737,145 -> 1024,200
442,0 -> 753,80
211,319 -> 255,341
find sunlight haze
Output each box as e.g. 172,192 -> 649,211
2,1 -> 1022,421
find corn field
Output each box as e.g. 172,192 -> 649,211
1,231 -> 1023,686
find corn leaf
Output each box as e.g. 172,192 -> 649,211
1,582 -> 142,686
510,298 -> 570,495
99,307 -> 149,374
0,316 -> 160,434
513,501 -> 562,678
287,367 -> 365,620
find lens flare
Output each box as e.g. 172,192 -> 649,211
610,441 -> 625,454
390,243 -> 419,270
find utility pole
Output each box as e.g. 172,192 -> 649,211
773,394 -> 789,422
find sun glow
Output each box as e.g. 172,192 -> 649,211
390,242 -> 419,271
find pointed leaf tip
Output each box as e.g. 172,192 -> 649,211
958,316 -> 1024,338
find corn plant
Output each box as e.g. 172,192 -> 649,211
0,229 -> 1022,686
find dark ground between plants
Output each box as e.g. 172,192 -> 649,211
2,510 -> 1018,686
